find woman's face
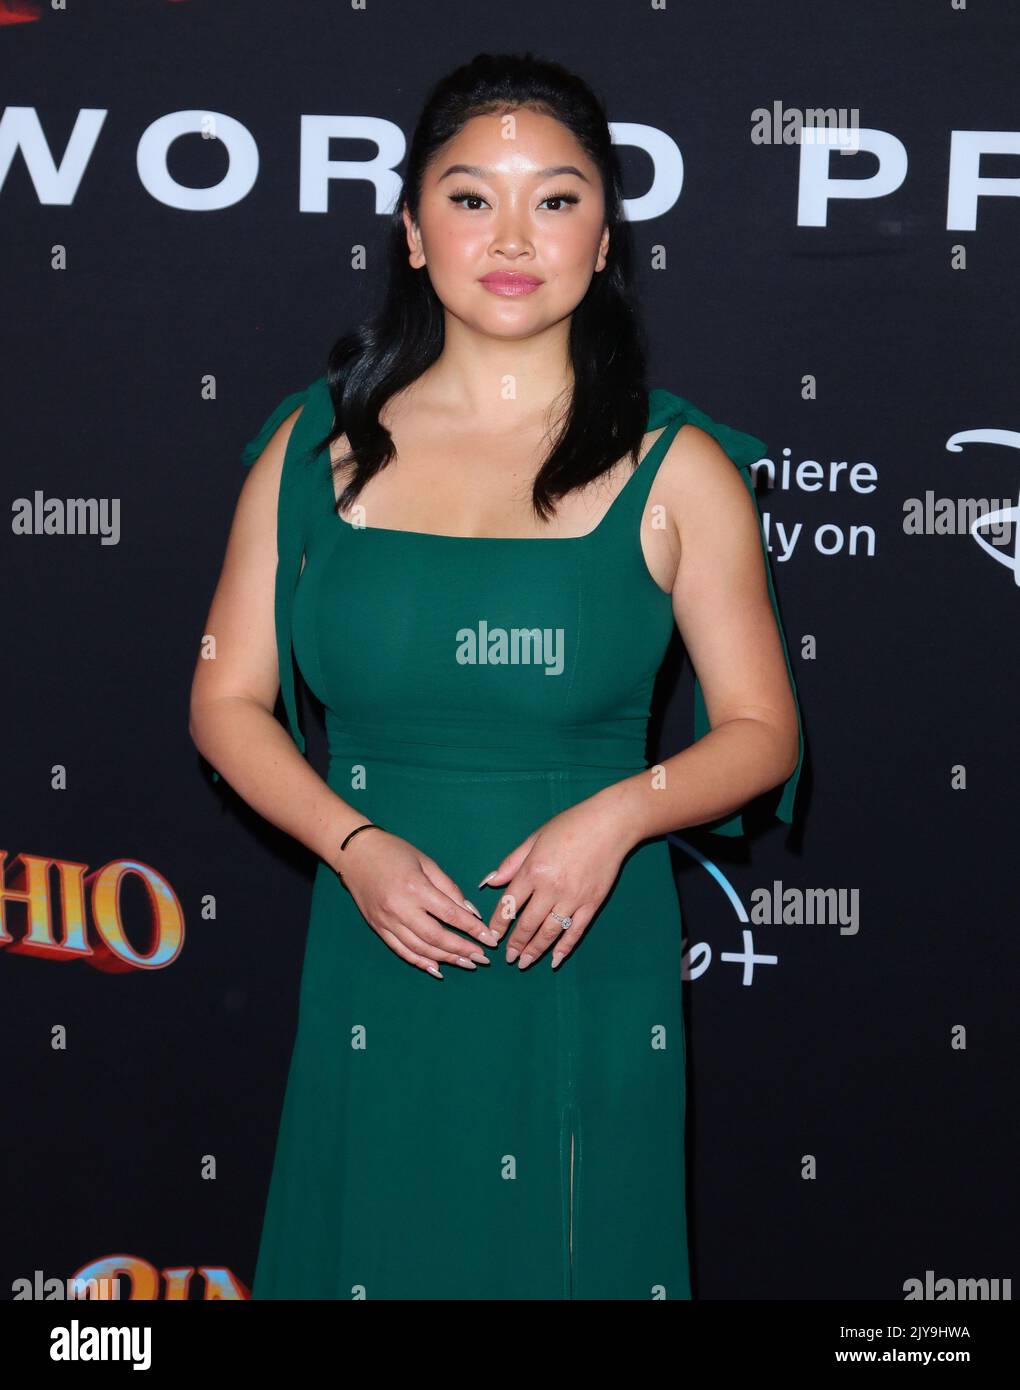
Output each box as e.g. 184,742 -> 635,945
404,108 -> 609,340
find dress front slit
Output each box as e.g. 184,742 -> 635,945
564,1101 -> 582,1298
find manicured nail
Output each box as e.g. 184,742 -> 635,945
462,899 -> 483,918
456,957 -> 477,970
477,871 -> 496,887
505,947 -> 519,964
427,965 -> 443,979
518,953 -> 534,971
551,951 -> 564,969
469,952 -> 490,966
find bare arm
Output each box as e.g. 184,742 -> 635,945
594,422 -> 801,842
188,408 -> 367,873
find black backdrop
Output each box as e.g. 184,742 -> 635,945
2,0 -> 1016,1304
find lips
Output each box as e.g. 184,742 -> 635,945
479,272 -> 544,296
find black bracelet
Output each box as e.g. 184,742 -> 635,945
335,822 -> 383,889
340,822 -> 381,852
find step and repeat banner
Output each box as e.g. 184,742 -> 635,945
2,0 -> 1016,1306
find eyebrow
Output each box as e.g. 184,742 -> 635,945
437,163 -> 590,184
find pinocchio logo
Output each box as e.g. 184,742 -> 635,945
0,850 -> 184,969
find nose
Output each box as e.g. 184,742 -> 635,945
488,199 -> 534,259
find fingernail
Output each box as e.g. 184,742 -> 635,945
551,951 -> 564,969
469,952 -> 490,966
477,871 -> 496,887
456,957 -> 477,970
480,929 -> 499,946
462,899 -> 483,918
518,953 -> 534,971
505,947 -> 519,964
427,965 -> 443,979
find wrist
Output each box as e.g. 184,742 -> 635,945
589,775 -> 649,856
326,819 -> 382,879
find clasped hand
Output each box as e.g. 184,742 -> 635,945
477,793 -> 634,969
337,791 -> 635,978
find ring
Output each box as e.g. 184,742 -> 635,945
550,912 -> 573,930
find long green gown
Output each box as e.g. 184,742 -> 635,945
218,374 -> 803,1299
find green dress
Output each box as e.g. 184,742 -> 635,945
219,375 -> 803,1300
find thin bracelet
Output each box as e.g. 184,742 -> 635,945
335,822 -> 384,888
341,822 -> 380,851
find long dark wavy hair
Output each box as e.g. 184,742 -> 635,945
318,51 -> 650,525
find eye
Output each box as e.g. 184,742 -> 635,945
447,188 -> 581,212
447,188 -> 490,210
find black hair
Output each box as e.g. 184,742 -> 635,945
319,50 -> 650,524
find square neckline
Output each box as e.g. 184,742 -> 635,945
326,420 -> 674,545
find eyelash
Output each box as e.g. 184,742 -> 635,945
447,187 -> 580,211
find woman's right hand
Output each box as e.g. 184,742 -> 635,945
333,829 -> 499,978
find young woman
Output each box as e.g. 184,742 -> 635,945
190,52 -> 803,1300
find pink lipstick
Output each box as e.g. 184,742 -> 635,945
479,272 -> 544,297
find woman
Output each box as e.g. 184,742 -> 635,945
190,52 -> 804,1300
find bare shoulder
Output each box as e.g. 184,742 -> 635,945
648,421 -> 759,543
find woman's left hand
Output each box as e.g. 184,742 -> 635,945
477,791 -> 637,969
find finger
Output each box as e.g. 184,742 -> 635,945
477,833 -> 538,891
377,927 -> 445,979
507,901 -> 575,968
417,880 -> 501,948
418,856 -> 488,927
548,904 -> 595,969
511,903 -> 593,970
380,919 -> 486,972
405,908 -> 494,966
349,878 -> 483,959
502,891 -> 559,962
487,876 -> 535,942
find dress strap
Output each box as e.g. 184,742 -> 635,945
609,405 -> 691,535
211,375 -> 334,785
636,389 -> 805,836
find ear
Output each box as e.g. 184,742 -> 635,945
402,202 -> 425,268
595,224 -> 610,273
